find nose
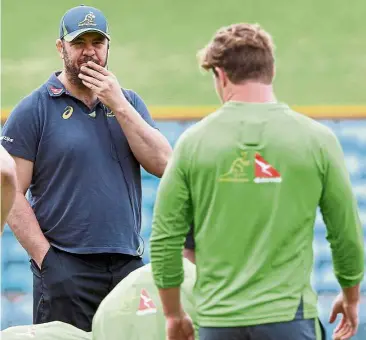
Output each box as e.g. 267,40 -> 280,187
82,43 -> 96,56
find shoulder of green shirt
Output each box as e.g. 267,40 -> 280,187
287,108 -> 342,156
173,106 -> 225,155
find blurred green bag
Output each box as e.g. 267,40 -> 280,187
1,321 -> 92,340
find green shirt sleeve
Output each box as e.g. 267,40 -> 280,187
150,134 -> 192,289
319,130 -> 365,288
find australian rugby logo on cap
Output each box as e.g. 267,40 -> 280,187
78,12 -> 97,27
59,6 -> 111,42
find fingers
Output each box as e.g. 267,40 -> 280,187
182,320 -> 194,336
80,66 -> 105,81
78,73 -> 103,87
81,80 -> 95,90
182,316 -> 195,340
329,297 -> 343,324
329,309 -> 338,324
78,74 -> 104,93
86,61 -> 109,76
183,328 -> 195,340
166,319 -> 194,340
333,316 -> 358,340
334,315 -> 346,333
330,295 -> 359,340
333,322 -> 354,340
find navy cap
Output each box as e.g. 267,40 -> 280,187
59,5 -> 110,42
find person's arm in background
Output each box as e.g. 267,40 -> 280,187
319,130 -> 365,340
7,157 -> 50,269
1,94 -> 50,269
1,145 -> 17,232
150,134 -> 195,340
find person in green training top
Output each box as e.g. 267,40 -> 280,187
1,321 -> 91,340
150,23 -> 365,340
0,144 -> 16,233
92,230 -> 197,340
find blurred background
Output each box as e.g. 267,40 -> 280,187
1,0 -> 366,338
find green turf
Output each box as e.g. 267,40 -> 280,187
2,0 -> 366,109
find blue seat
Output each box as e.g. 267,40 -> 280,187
344,154 -> 364,181
1,295 -> 14,330
310,270 -> 316,291
317,295 -> 335,319
142,178 -> 158,208
140,208 -> 153,236
142,199 -> 155,214
313,261 -> 339,293
181,120 -> 199,131
156,121 -> 185,147
338,121 -> 366,146
361,273 -> 366,293
141,168 -> 162,181
140,166 -> 151,180
2,224 -> 13,235
142,240 -> 151,264
5,294 -> 33,328
320,120 -> 341,135
2,263 -> 33,293
1,234 -> 29,264
314,212 -> 325,232
359,209 -> 366,228
142,252 -> 150,265
313,237 -> 331,262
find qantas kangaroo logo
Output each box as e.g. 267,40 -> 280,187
136,289 -> 157,316
254,153 -> 282,183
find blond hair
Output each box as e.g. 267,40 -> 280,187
198,23 -> 275,84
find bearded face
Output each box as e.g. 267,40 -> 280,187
61,33 -> 108,88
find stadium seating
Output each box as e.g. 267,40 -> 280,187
1,294 -> 33,329
1,232 -> 29,264
1,119 -> 366,337
2,263 -> 33,293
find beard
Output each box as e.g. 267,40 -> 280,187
63,49 -> 107,88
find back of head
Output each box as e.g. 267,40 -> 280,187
198,23 -> 275,84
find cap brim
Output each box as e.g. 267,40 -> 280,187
63,28 -> 110,42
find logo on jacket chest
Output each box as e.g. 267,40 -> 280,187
62,106 -> 73,119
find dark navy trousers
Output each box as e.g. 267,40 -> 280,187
199,299 -> 326,340
199,319 -> 326,340
30,246 -> 143,331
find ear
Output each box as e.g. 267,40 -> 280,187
56,39 -> 64,59
215,67 -> 228,88
272,64 -> 276,80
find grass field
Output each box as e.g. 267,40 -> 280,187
2,0 -> 366,111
